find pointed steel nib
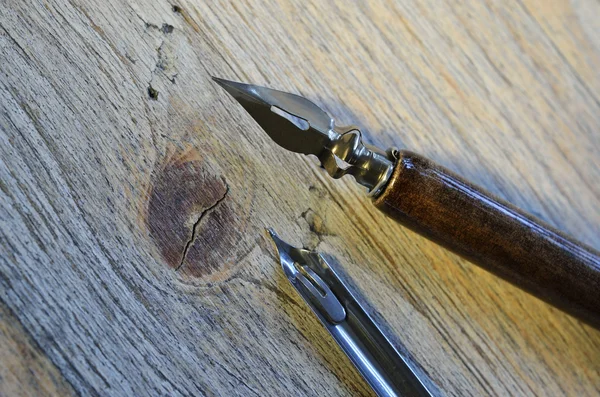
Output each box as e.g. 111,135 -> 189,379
265,228 -> 435,396
211,77 -> 258,103
266,228 -> 347,324
214,77 -> 395,196
266,228 -> 299,279
213,77 -> 332,155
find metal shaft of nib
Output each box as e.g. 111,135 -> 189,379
213,77 -> 395,196
266,228 -> 435,397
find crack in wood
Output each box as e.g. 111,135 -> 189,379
176,179 -> 229,272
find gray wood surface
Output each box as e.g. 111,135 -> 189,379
1,0 -> 599,395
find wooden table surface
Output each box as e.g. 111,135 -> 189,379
1,0 -> 599,395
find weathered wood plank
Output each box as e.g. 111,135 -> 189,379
0,300 -> 76,397
0,0 -> 598,395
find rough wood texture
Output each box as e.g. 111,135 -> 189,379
374,150 -> 600,327
0,0 -> 598,395
0,301 -> 76,397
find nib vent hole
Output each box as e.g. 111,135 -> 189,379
294,262 -> 327,297
271,106 -> 310,131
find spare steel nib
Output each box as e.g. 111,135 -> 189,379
213,77 -> 394,196
266,228 -> 434,397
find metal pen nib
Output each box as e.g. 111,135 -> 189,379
267,229 -> 435,397
267,228 -> 346,324
213,77 -> 394,196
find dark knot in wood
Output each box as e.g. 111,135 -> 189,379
146,149 -> 243,280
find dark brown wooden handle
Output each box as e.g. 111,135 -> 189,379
373,150 -> 600,327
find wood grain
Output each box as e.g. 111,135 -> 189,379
0,0 -> 598,395
0,300 -> 77,397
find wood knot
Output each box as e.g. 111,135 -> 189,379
146,149 -> 251,282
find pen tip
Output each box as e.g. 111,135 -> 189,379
265,228 -> 294,257
211,76 -> 242,89
265,228 -> 301,279
266,227 -> 276,237
265,227 -> 282,246
211,76 -> 227,87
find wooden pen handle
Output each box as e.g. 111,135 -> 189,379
373,150 -> 600,327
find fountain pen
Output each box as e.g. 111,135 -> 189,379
213,77 -> 600,328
